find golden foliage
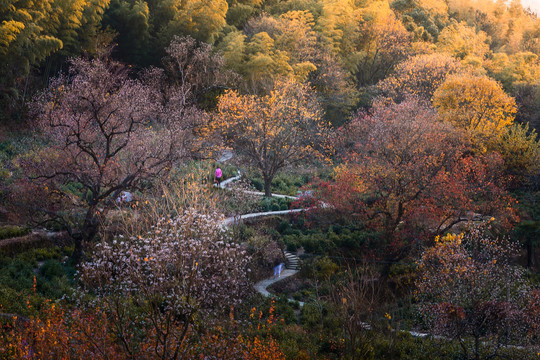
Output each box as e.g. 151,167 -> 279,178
433,74 -> 517,147
208,78 -> 332,194
492,122 -> 540,178
437,21 -> 490,60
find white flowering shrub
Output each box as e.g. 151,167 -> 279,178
79,208 -> 251,358
415,225 -> 536,358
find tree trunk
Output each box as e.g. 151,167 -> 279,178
72,206 -> 99,262
474,335 -> 480,360
527,240 -> 535,268
263,174 -> 272,197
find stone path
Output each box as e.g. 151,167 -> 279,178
222,208 -> 305,226
284,250 -> 300,270
240,190 -> 298,200
216,151 -> 522,343
251,251 -> 304,307
253,269 -> 301,303
212,162 -> 304,304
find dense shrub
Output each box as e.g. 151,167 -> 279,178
259,197 -> 292,212
0,247 -> 75,314
0,225 -> 30,240
248,171 -> 315,196
282,227 -> 381,256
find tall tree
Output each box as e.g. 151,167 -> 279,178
0,0 -> 110,120
103,0 -> 228,65
160,35 -> 236,108
0,0 -> 62,119
345,14 -> 412,87
492,122 -> 540,180
391,0 -> 449,41
433,74 -> 517,148
210,78 -> 332,196
436,21 -> 490,60
319,98 -> 517,240
19,57 -> 194,260
416,228 -> 536,360
376,53 -> 463,102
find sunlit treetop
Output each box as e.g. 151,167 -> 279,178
433,74 -> 517,147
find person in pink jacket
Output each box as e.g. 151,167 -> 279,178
215,167 -> 222,185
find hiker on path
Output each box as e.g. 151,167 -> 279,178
273,263 -> 285,278
215,167 -> 222,185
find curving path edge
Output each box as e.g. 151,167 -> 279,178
214,168 -> 304,304
215,155 -> 531,344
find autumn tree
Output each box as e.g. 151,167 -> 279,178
346,14 -> 412,87
20,57 -> 193,260
416,227 -> 537,359
433,74 -> 517,147
376,53 -> 463,102
492,122 -> 540,180
211,78 -> 332,197
79,208 -> 252,359
484,51 -> 540,92
433,73 -> 540,183
318,98 -> 517,242
331,98 -> 461,237
436,21 -> 490,60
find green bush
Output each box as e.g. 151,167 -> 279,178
0,225 -> 30,240
286,238 -> 299,252
275,295 -> 297,324
15,247 -> 64,266
39,260 -> 65,279
251,177 -> 264,191
300,303 -> 321,328
0,258 -> 34,291
246,170 -> 317,196
0,287 -> 28,315
0,246 -> 75,307
282,226 -> 382,256
237,224 -> 257,243
278,220 -> 291,234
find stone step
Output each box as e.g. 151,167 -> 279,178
284,251 -> 301,270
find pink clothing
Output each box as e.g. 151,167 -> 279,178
215,168 -> 222,178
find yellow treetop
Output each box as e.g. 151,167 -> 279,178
210,78 -> 332,196
433,74 -> 516,146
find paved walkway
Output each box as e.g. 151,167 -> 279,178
222,208 -> 305,226
212,162 -> 304,305
253,269 -> 304,305
216,152 -> 522,343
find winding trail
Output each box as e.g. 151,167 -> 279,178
253,269 -> 305,307
214,166 -> 304,303
216,155 -> 532,346
222,208 -> 305,226
216,166 -> 445,336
